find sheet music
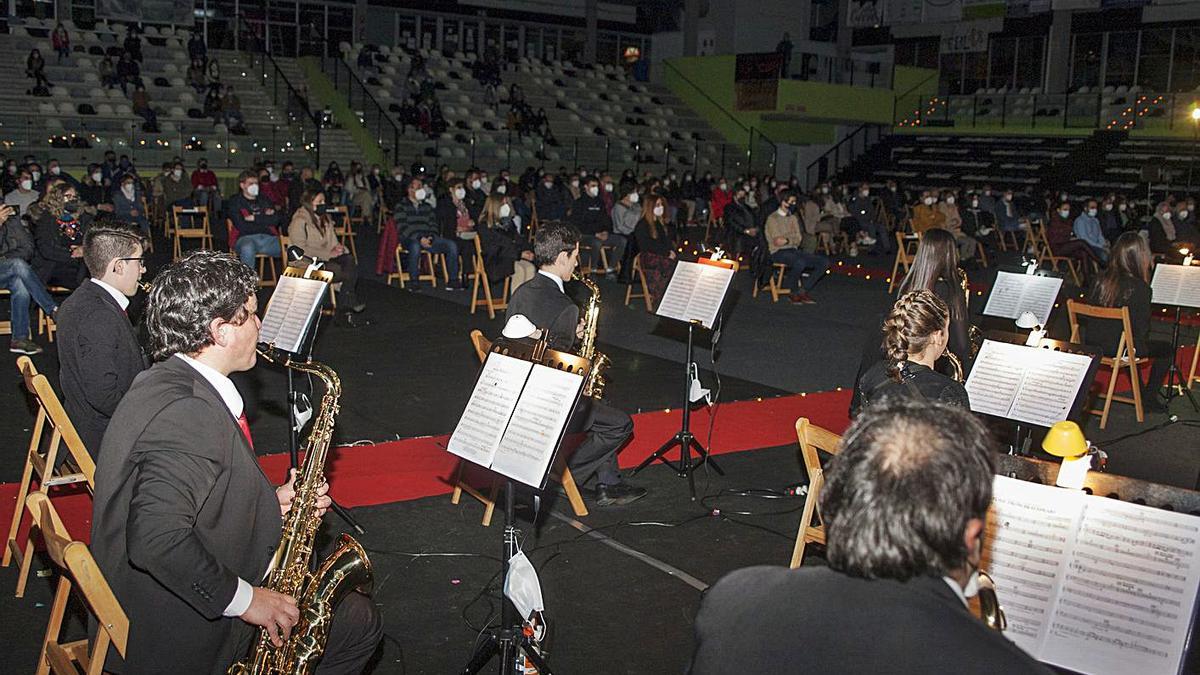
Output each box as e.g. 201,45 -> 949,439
446,353 -> 533,468
655,260 -> 735,329
1040,497 -> 1200,675
965,340 -> 1091,427
258,275 -> 328,353
490,364 -> 584,487
983,271 -> 1064,324
1151,264 -> 1200,309
983,476 -> 1084,656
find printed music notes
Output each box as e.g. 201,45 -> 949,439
983,271 -> 1064,325
1150,264 -> 1200,309
656,260 -> 735,329
447,351 -> 585,488
258,274 -> 329,354
965,339 -> 1091,427
983,476 -> 1200,675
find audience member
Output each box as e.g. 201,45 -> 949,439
911,191 -> 945,234
1046,201 -> 1099,272
30,181 -> 88,289
227,170 -> 283,268
191,158 -> 221,214
535,174 -> 568,222
572,177 -> 625,275
847,183 -> 886,253
26,48 -> 52,91
0,204 -> 59,355
477,192 -> 535,290
394,177 -> 461,289
633,194 -> 677,305
288,188 -> 364,314
937,191 -> 977,262
131,83 -> 160,132
112,173 -> 151,237
1073,199 -> 1109,263
4,168 -> 39,216
765,191 -> 830,304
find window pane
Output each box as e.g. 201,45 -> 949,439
1170,28 -> 1200,92
1138,29 -> 1172,91
964,52 -> 988,95
895,41 -> 916,67
939,53 -> 965,95
1104,31 -> 1137,88
990,37 -> 1016,90
561,29 -> 585,64
1071,33 -> 1102,90
1016,36 -> 1044,89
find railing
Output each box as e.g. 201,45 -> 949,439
320,56 -> 407,167
895,90 -> 1200,133
784,50 -> 892,89
804,123 -> 886,189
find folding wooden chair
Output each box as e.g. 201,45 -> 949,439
386,244 -> 448,288
1031,225 -> 1081,286
888,231 -> 919,294
752,263 -> 790,302
469,236 -> 510,320
36,286 -> 72,343
3,356 -> 95,597
226,219 -> 277,287
789,418 -> 842,569
1189,331 -> 1200,390
450,331 -> 589,524
329,205 -> 359,263
171,205 -> 213,261
1067,300 -> 1147,429
623,254 -> 652,311
578,243 -> 614,276
27,492 -> 128,675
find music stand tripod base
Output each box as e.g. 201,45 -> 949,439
1161,305 -> 1200,412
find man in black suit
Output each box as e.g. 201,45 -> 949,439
504,222 -> 646,506
55,225 -> 149,459
91,251 -> 380,674
690,398 -> 1052,675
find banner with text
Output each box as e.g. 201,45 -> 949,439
734,52 -> 784,111
97,0 -> 194,25
940,21 -> 991,54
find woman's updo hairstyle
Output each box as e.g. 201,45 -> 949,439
882,290 -> 950,382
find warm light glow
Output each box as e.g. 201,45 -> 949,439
1191,107 -> 1200,121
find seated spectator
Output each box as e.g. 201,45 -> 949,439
116,51 -> 141,95
227,170 -> 283,268
187,57 -> 207,94
880,180 -> 905,224
437,179 -> 476,245
910,191 -> 945,234
798,193 -> 836,252
1175,198 -> 1200,245
710,178 -> 732,224
187,28 -> 207,64
46,159 -> 77,191
260,162 -> 289,212
98,55 -> 119,89
1099,197 -> 1127,241
346,163 -> 374,217
993,189 -> 1024,236
322,161 -> 346,205
847,183 -> 887,253
79,164 -> 109,208
111,174 -> 151,238
131,83 -> 160,132
221,86 -> 246,133
395,177 -> 462,290
123,25 -> 142,62
28,162 -> 45,193
936,191 -> 976,262
633,194 -> 677,305
30,182 -> 88,289
288,188 -> 364,314
690,397 -> 1051,675
1073,200 -> 1109,263
572,177 -> 625,275
161,160 -> 195,220
206,57 -> 221,85
724,185 -> 758,260
535,174 -> 568,222
1046,202 -> 1099,271
765,191 -> 830,304
190,158 -> 220,214
52,23 -> 71,62
203,84 -> 223,120
4,169 -> 39,216
854,290 -> 969,414
26,48 -> 52,91
477,192 -> 535,290
611,184 -> 641,281
961,193 -> 993,238
1,204 -> 60,354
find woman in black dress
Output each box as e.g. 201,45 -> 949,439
633,193 -> 677,306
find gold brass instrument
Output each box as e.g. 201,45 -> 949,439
575,273 -> 610,399
937,267 -> 981,383
976,572 -> 1007,631
229,350 -> 373,675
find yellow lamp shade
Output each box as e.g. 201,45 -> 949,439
1043,421 -> 1087,458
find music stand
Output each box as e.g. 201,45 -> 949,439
259,266 -> 363,534
631,257 -> 737,499
450,338 -> 593,675
1151,263 -> 1200,411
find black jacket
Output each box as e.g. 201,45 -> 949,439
691,566 -> 1052,675
91,356 -> 282,674
724,201 -> 756,235
535,182 -> 567,221
477,219 -> 529,281
504,271 -> 578,350
854,360 -> 969,416
0,212 -> 34,260
55,280 -> 148,457
569,194 -> 608,235
1084,274 -> 1151,355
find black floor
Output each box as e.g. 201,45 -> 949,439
1,226 -> 1198,673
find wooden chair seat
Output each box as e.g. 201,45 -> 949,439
171,205 -> 213,261
752,263 -> 790,302
36,286 -> 72,343
1067,300 -> 1146,429
329,205 -> 359,263
226,219 -> 278,287
790,418 -> 842,569
386,245 -> 449,288
623,254 -> 652,311
578,243 -> 615,276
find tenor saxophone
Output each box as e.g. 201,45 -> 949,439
575,274 -> 610,399
229,351 -> 373,675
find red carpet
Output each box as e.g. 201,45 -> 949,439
1,389 -> 854,547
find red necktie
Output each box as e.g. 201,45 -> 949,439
236,412 -> 254,450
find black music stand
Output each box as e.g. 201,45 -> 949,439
1161,305 -> 1199,411
453,338 -> 592,675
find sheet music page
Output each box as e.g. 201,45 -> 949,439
965,340 -> 1025,419
446,353 -> 533,468
489,364 -> 584,488
1151,264 -> 1200,309
259,275 -> 327,353
1008,348 -> 1092,428
1039,496 -> 1200,675
982,476 -> 1085,657
983,271 -> 1063,324
655,261 -> 734,328
656,261 -> 700,322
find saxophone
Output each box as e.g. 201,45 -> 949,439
229,351 -> 373,675
575,274 -> 610,399
939,267 -> 982,383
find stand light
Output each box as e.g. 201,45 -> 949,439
1181,247 -> 1194,266
1042,421 -> 1093,490
1015,311 -> 1046,346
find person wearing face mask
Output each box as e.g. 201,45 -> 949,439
191,158 -> 221,215
847,183 -> 888,254
910,191 -> 946,235
1046,201 -> 1099,274
633,194 -> 678,305
598,174 -> 616,214
571,177 -> 626,276
1175,200 -> 1200,245
690,397 -> 1050,675
535,174 -> 568,222
993,189 -> 1024,241
45,159 -> 78,191
4,169 -> 40,216
1072,200 -> 1109,263
111,175 -> 152,238
464,170 -> 488,224
437,179 -> 477,280
1148,201 -> 1194,258
1,160 -> 19,194
724,185 -> 759,260
81,164 -> 111,209
1099,196 -> 1124,241
765,191 -> 830,304
709,178 -> 733,226
30,182 -> 88,289
477,193 -> 536,290
611,185 -> 642,282
1,203 -> 61,354
288,188 -> 364,315
395,177 -> 463,290
936,191 -> 977,262
161,162 -> 194,217
227,170 -> 283,268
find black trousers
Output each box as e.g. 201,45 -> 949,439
1141,339 -> 1175,397
566,399 -> 633,486
323,253 -> 360,305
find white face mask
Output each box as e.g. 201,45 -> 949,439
50,166 -> 60,175
414,187 -> 427,201
1162,211 -> 1171,220
820,187 -> 829,194
971,200 -> 979,208
496,184 -> 507,195
923,197 -> 934,206
570,180 -> 579,189
860,190 -> 870,198
30,171 -> 40,182
543,181 -> 554,189
629,192 -> 639,204
454,188 -> 466,200
19,179 -> 32,191
121,183 -> 135,197
499,203 -> 512,218
91,172 -> 102,182
471,179 -> 481,190
246,183 -> 259,197
1103,203 -> 1113,211
393,173 -> 404,181
1180,210 -> 1190,219
1087,208 -> 1097,217
719,183 -> 727,191
604,183 -> 614,192
1118,203 -> 1127,211
946,196 -> 955,205
173,169 -> 183,179
1004,194 -> 1013,202
1059,210 -> 1070,218
653,205 -> 664,217
586,186 -> 599,198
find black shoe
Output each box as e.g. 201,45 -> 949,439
594,482 -> 647,506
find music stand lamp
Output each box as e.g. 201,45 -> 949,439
1161,253 -> 1200,412
1042,421 -> 1092,490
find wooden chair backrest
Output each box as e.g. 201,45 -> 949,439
21,360 -> 95,489
26,492 -> 129,658
1067,299 -> 1137,360
469,330 -> 492,364
329,205 -> 351,232
789,417 -> 842,569
172,205 -> 209,235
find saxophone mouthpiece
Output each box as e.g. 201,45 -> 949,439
138,281 -> 152,293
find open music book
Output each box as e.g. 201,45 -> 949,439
983,271 -> 1063,325
447,352 -> 584,488
259,273 -> 329,354
965,339 -> 1092,427
983,476 -> 1200,675
655,259 -> 736,329
1151,264 -> 1200,309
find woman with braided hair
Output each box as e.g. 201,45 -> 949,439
852,290 -> 970,416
